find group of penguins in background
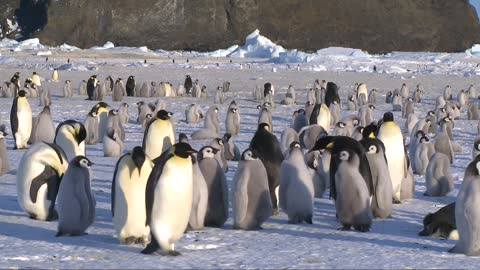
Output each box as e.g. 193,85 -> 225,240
4,69 -> 480,256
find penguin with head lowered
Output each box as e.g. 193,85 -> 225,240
11,90 -> 32,149
17,142 -> 67,221
143,110 -> 175,160
54,120 -> 87,162
142,142 -> 197,256
250,123 -> 284,215
112,146 -> 154,244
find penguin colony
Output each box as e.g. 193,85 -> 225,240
4,70 -> 480,257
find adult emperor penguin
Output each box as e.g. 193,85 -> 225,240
56,156 -> 95,237
86,75 -> 97,100
84,111 -> 98,145
10,90 -> 32,149
360,138 -> 393,219
52,69 -> 59,82
357,83 -> 368,103
376,112 -> 408,203
17,142 -> 67,221
226,101 -> 241,136
325,82 -> 340,107
450,155 -> 480,255
0,125 -> 9,175
232,148 -> 273,230
309,103 -> 331,132
54,120 -> 87,162
103,128 -> 124,157
250,123 -> 284,215
30,106 -> 55,144
142,142 -> 197,256
143,110 -> 175,160
279,142 -> 314,224
184,75 -> 193,95
126,75 -> 136,96
188,155 -> 208,231
31,71 -> 41,87
198,146 -> 228,227
112,146 -> 154,244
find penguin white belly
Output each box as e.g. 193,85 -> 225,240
17,162 -> 50,220
114,164 -> 151,239
151,158 -> 192,251
56,133 -> 80,161
317,105 -> 331,132
16,106 -> 32,148
145,121 -> 174,159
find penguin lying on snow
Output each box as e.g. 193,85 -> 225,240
418,202 -> 457,239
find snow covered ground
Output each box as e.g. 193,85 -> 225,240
0,31 -> 480,268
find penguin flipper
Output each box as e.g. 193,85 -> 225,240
145,152 -> 173,226
10,96 -> 18,144
29,166 -> 57,203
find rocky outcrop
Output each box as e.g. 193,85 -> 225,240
2,0 -> 480,53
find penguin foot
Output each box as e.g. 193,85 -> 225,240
55,231 -> 64,237
305,215 -> 313,224
166,250 -> 181,256
46,210 -> 58,221
354,225 -> 371,232
272,208 -> 279,216
141,243 -> 159,254
339,225 -> 351,231
393,199 -> 402,204
28,213 -> 37,220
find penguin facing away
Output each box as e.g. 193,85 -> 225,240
30,106 -> 55,144
142,143 -> 197,256
56,156 -> 95,236
425,153 -> 453,197
103,127 -> 124,157
16,142 -> 67,221
112,146 -> 153,244
232,148 -> 273,230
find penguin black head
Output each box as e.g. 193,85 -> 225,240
186,75 -> 191,78
96,102 -> 109,109
309,136 -> 336,153
223,133 -> 232,142
214,138 -> 224,146
178,133 -> 189,143
257,123 -> 271,133
107,128 -> 117,140
75,122 -> 87,145
288,141 -> 302,152
121,103 -> 129,108
230,100 -> 237,106
131,146 -> 146,171
109,109 -> 118,116
241,148 -> 258,161
465,154 -> 480,178
230,107 -> 238,113
297,109 -> 305,115
0,124 -> 7,138
72,155 -> 94,168
88,111 -> 97,117
427,111 -> 435,116
362,124 -> 378,139
173,142 -> 197,159
383,112 -> 394,122
136,101 -> 144,106
360,138 -> 385,154
386,91 -> 392,97
156,110 -> 170,120
18,90 -> 27,97
129,76 -> 134,79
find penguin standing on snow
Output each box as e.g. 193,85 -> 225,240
226,101 -> 241,136
142,143 -> 197,256
86,75 -> 97,100
30,106 -> 55,144
188,155 -> 208,231
11,90 -> 32,149
126,76 -> 136,97
184,75 -> 193,95
142,110 -> 175,160
54,120 -> 87,162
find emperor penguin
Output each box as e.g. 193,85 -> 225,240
226,101 -> 241,136
54,120 -> 87,162
31,71 -> 41,87
56,156 -> 95,237
472,137 -> 480,159
78,80 -> 87,96
400,83 -> 409,98
286,84 -> 296,101
52,69 -> 59,82
16,142 -> 67,221
305,150 -> 326,198
325,82 -> 340,107
414,136 -> 435,175
223,133 -> 241,161
188,154 -> 208,231
434,126 -> 454,164
86,75 -> 97,100
368,89 -> 377,104
250,123 -> 284,215
136,101 -> 154,124
305,101 -> 315,121
142,110 -> 175,160
192,81 -> 201,98
118,103 -> 129,125
425,111 -> 437,134
30,106 -> 55,144
63,80 -> 73,98
142,143 -> 197,256
425,152 -> 453,197
307,88 -> 316,105
139,82 -> 151,98
197,146 -> 228,228
377,112 -> 408,203
385,91 -> 393,104
458,90 -> 467,107
222,81 -> 231,92
281,128 -> 300,156
112,146 -> 154,244
0,125 -> 9,175
402,97 -> 414,118
347,95 -> 356,111
84,111 -> 99,145
333,122 -> 349,137
107,109 -> 125,140
10,90 -> 32,149
258,107 -> 273,131
112,78 -> 125,102
105,75 -> 114,93
126,75 -> 136,96
185,104 -> 204,124
356,83 -> 368,103
444,85 -> 452,100
291,109 -> 309,133
232,148 -> 273,230
184,75 -> 193,95
103,128 -> 124,157
309,103 -> 331,132
358,105 -> 375,127
279,142 -> 314,224
450,155 -> 480,255
89,102 -> 110,142
299,124 -> 328,150
214,86 -> 224,104
329,100 -> 341,125
468,84 -> 477,99
176,84 -> 185,96
392,93 -> 402,111
209,138 -> 228,173
418,202 -> 457,239
360,138 -> 393,219
468,103 -> 479,120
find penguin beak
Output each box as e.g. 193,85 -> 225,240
186,149 -> 198,155
87,160 -> 94,167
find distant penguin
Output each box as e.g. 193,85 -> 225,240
139,82 -> 150,98
250,123 -> 284,215
392,93 -> 402,111
232,149 -> 272,230
188,155 -> 208,231
143,110 -> 175,160
360,138 -> 393,219
286,85 -> 296,101
214,86 -> 224,104
56,156 -> 95,236
450,156 -> 480,255
84,111 -> 98,145
86,75 -> 97,100
105,75 -> 114,93
307,88 -> 316,105
54,120 -> 86,162
78,80 -> 87,96
425,153 -> 453,197
357,83 -> 368,103
176,84 -> 185,96
192,81 -> 201,98
347,95 -> 356,111
197,146 -> 228,227
184,75 -> 193,95
376,112 -> 407,203
112,78 -> 125,102
325,82 -> 340,107
329,100 -> 341,125
39,87 -> 51,107
458,90 -> 467,107
279,142 -> 314,224
103,128 -> 124,157
112,147 -> 153,244
368,89 -> 377,104
31,71 -> 41,87
226,101 -> 241,136
385,91 -> 393,104
118,103 -> 129,125
413,89 -> 422,103
126,76 -> 136,96
142,143 -> 197,256
258,107 -> 273,131
10,90 -> 32,149
444,85 -> 452,100
222,133 -> 240,161
30,106 -> 55,144
414,136 -> 435,175
281,128 -> 300,156
63,80 -> 73,98
400,83 -> 409,98
17,142 -> 67,221
185,104 -> 204,124
468,103 -> 479,120
402,97 -> 414,118
0,125 -> 8,175
264,83 -> 273,97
